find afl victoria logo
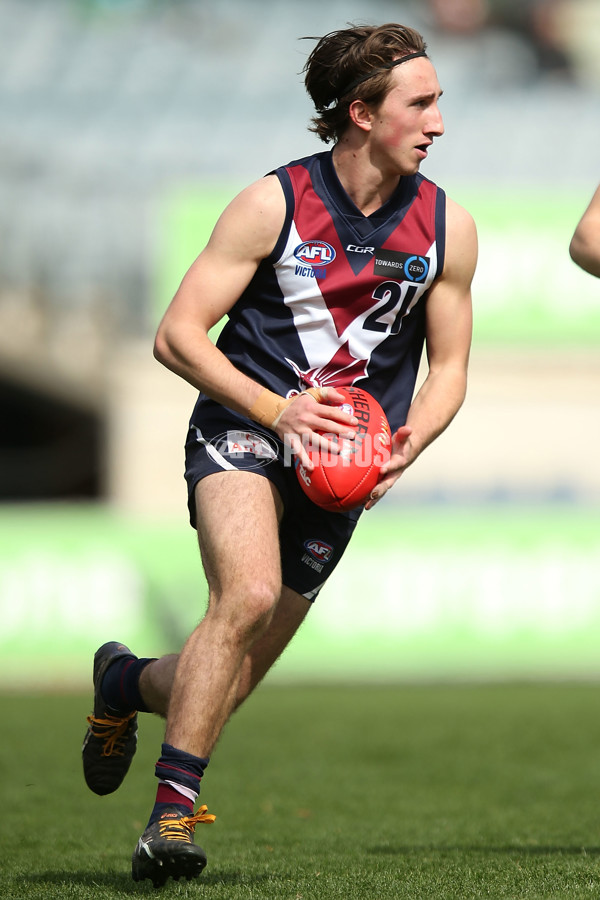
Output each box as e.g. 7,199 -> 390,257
304,539 -> 333,563
294,240 -> 336,266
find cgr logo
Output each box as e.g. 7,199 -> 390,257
347,244 -> 374,254
304,539 -> 333,563
294,240 -> 336,266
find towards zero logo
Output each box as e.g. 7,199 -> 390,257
373,249 -> 430,282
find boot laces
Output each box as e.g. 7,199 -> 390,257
86,711 -> 136,757
158,806 -> 217,841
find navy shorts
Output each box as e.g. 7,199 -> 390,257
184,401 -> 362,601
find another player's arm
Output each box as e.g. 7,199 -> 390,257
569,184 -> 600,277
153,177 -> 356,465
367,197 -> 476,508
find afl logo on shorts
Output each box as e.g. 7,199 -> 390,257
304,539 -> 333,563
294,240 -> 336,266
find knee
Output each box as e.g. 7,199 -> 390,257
241,578 -> 280,634
213,578 -> 280,642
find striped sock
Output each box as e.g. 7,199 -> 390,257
148,743 -> 210,825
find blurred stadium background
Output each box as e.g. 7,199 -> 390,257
1,0 -> 599,688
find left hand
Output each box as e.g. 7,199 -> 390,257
364,425 -> 413,510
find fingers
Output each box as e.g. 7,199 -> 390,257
276,387 -> 360,468
285,431 -> 349,470
304,386 -> 329,403
379,425 -> 412,475
304,389 -> 359,433
283,432 -> 314,471
304,386 -> 347,406
281,389 -> 358,436
366,430 -> 412,508
364,491 -> 382,511
364,474 -> 394,510
304,386 -> 355,419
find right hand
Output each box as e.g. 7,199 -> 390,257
273,387 -> 358,470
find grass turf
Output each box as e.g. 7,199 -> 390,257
2,683 -> 600,898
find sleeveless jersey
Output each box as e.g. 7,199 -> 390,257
196,150 -> 446,432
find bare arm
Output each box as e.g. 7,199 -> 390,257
367,196 -> 477,508
569,184 -> 600,278
154,175 -> 285,412
154,176 -> 356,465
404,197 -> 476,457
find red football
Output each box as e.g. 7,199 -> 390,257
295,386 -> 392,512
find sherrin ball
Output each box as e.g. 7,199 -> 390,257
295,386 -> 391,512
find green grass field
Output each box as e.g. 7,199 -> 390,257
2,683 -> 600,899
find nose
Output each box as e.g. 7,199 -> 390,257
428,103 -> 444,137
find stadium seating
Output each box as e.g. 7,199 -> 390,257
1,0 -> 598,342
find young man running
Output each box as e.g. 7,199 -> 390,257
82,22 -> 477,886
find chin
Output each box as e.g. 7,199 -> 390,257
399,162 -> 420,177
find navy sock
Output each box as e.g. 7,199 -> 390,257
101,656 -> 155,714
148,743 -> 210,825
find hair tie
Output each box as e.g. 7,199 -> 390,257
337,50 -> 428,102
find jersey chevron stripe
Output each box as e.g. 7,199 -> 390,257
210,151 -> 446,432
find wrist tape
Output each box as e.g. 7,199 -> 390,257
248,387 -> 326,429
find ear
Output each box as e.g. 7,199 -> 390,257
348,99 -> 373,133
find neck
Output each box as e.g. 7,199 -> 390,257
331,141 -> 402,216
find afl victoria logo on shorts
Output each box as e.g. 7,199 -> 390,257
196,428 -> 278,471
301,539 -> 333,574
303,539 -> 333,563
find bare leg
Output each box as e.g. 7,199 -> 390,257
153,471 -> 292,758
234,586 -> 310,705
140,588 -> 310,717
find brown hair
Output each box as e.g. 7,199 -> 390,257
303,23 -> 428,144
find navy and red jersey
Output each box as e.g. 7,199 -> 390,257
194,150 -> 446,432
